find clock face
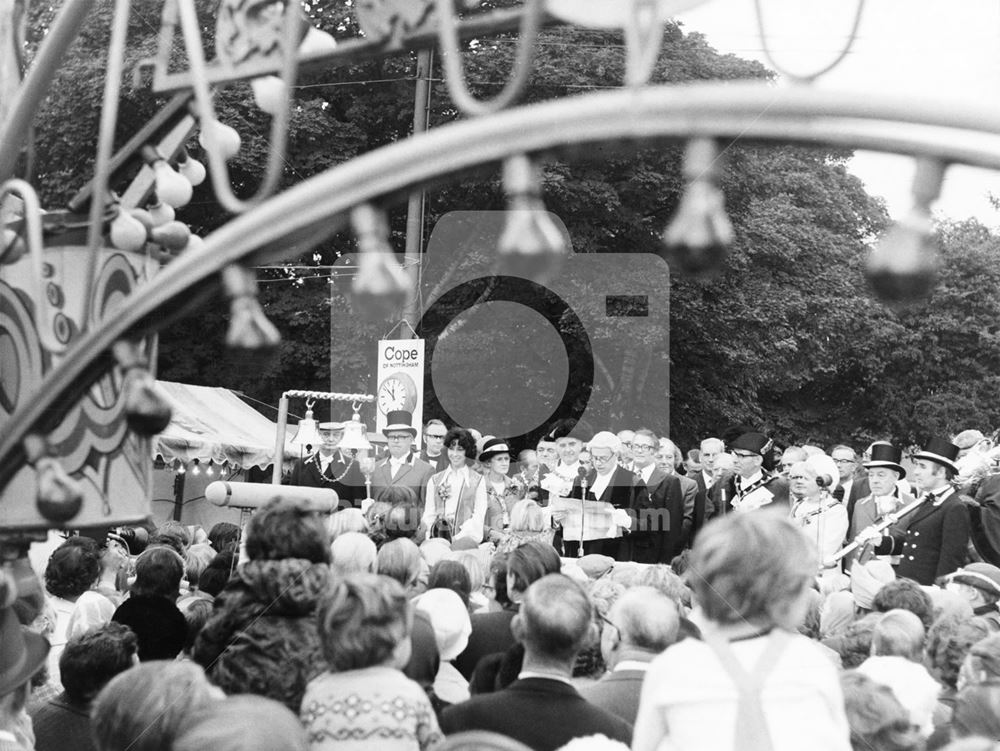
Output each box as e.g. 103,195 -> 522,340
377,371 -> 417,414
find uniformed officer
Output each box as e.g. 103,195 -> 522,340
717,432 -> 790,514
860,437 -> 970,585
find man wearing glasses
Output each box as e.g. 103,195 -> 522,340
717,432 -> 789,513
419,419 -> 450,472
370,410 -> 435,504
830,445 -> 869,509
630,430 -> 689,562
564,431 -> 645,559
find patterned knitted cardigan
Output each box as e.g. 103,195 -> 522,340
193,558 -> 330,711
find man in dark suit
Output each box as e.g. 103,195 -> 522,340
862,437 -> 971,585
830,444 -> 871,514
691,437 -> 724,536
629,431 -> 688,563
579,586 -> 679,726
716,432 -> 790,513
441,574 -> 633,750
288,421 -> 365,507
418,418 -> 449,472
370,411 -> 435,504
564,432 -> 644,559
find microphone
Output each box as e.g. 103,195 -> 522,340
577,466 -> 588,558
815,474 -> 833,489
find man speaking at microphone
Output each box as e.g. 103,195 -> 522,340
563,432 -> 646,560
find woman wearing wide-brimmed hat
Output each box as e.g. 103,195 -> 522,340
479,438 -> 526,545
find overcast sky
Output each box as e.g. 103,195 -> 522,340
676,0 -> 1000,227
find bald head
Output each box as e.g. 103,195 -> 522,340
515,574 -> 594,663
603,587 -> 679,665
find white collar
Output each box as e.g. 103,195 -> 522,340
517,670 -> 573,685
739,470 -> 763,487
388,455 -> 409,466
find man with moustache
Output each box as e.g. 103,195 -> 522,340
843,442 -> 914,571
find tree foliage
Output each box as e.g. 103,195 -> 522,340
22,0 -> 1000,449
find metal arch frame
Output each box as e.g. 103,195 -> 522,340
5,80 -> 1000,490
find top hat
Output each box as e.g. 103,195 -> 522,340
948,563 -> 1000,597
729,432 -> 773,457
864,442 -> 906,479
913,437 -> 960,474
382,411 -> 417,437
478,437 -> 512,463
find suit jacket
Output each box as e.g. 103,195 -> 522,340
440,677 -> 633,751
419,449 -> 449,473
370,455 -> 435,505
843,476 -> 872,522
845,488 -> 915,570
629,470 -> 685,564
973,474 -> 1000,564
288,451 -> 366,507
578,668 -> 647,726
571,466 -> 644,560
691,470 -> 714,540
876,490 -> 970,585
453,608 -> 518,680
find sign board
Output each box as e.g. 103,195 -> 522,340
375,339 -> 425,447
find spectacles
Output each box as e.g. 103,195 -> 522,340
833,458 -> 856,465
591,452 -> 615,463
425,433 -> 446,440
788,475 -> 809,481
386,434 -> 411,441
632,444 -> 656,452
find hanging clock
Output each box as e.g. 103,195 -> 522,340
377,370 -> 418,415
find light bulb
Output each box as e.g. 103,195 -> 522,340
251,75 -> 286,116
123,366 -> 172,435
198,118 -> 242,161
191,460 -> 201,476
177,462 -> 186,474
660,138 -> 733,278
865,210 -> 938,309
128,208 -> 153,233
110,208 -> 148,252
498,156 -> 567,282
148,200 -> 175,225
350,204 -> 410,318
185,234 -> 205,252
205,461 -> 214,477
178,155 -> 206,186
150,221 -> 192,251
300,26 -> 337,57
34,457 -> 83,523
865,157 -> 945,310
153,160 -> 193,208
1,228 -> 27,264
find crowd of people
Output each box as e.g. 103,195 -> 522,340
2,413 -> 1000,749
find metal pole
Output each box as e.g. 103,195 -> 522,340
401,49 -> 433,337
272,393 -> 289,484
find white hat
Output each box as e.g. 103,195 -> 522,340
587,431 -> 621,455
413,589 -> 472,661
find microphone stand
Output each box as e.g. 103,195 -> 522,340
578,468 -> 588,558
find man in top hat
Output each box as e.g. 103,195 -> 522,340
944,563 -> 1000,631
288,420 -> 366,507
370,410 -> 435,505
715,432 -> 789,514
844,442 -> 915,571
860,437 -> 971,585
